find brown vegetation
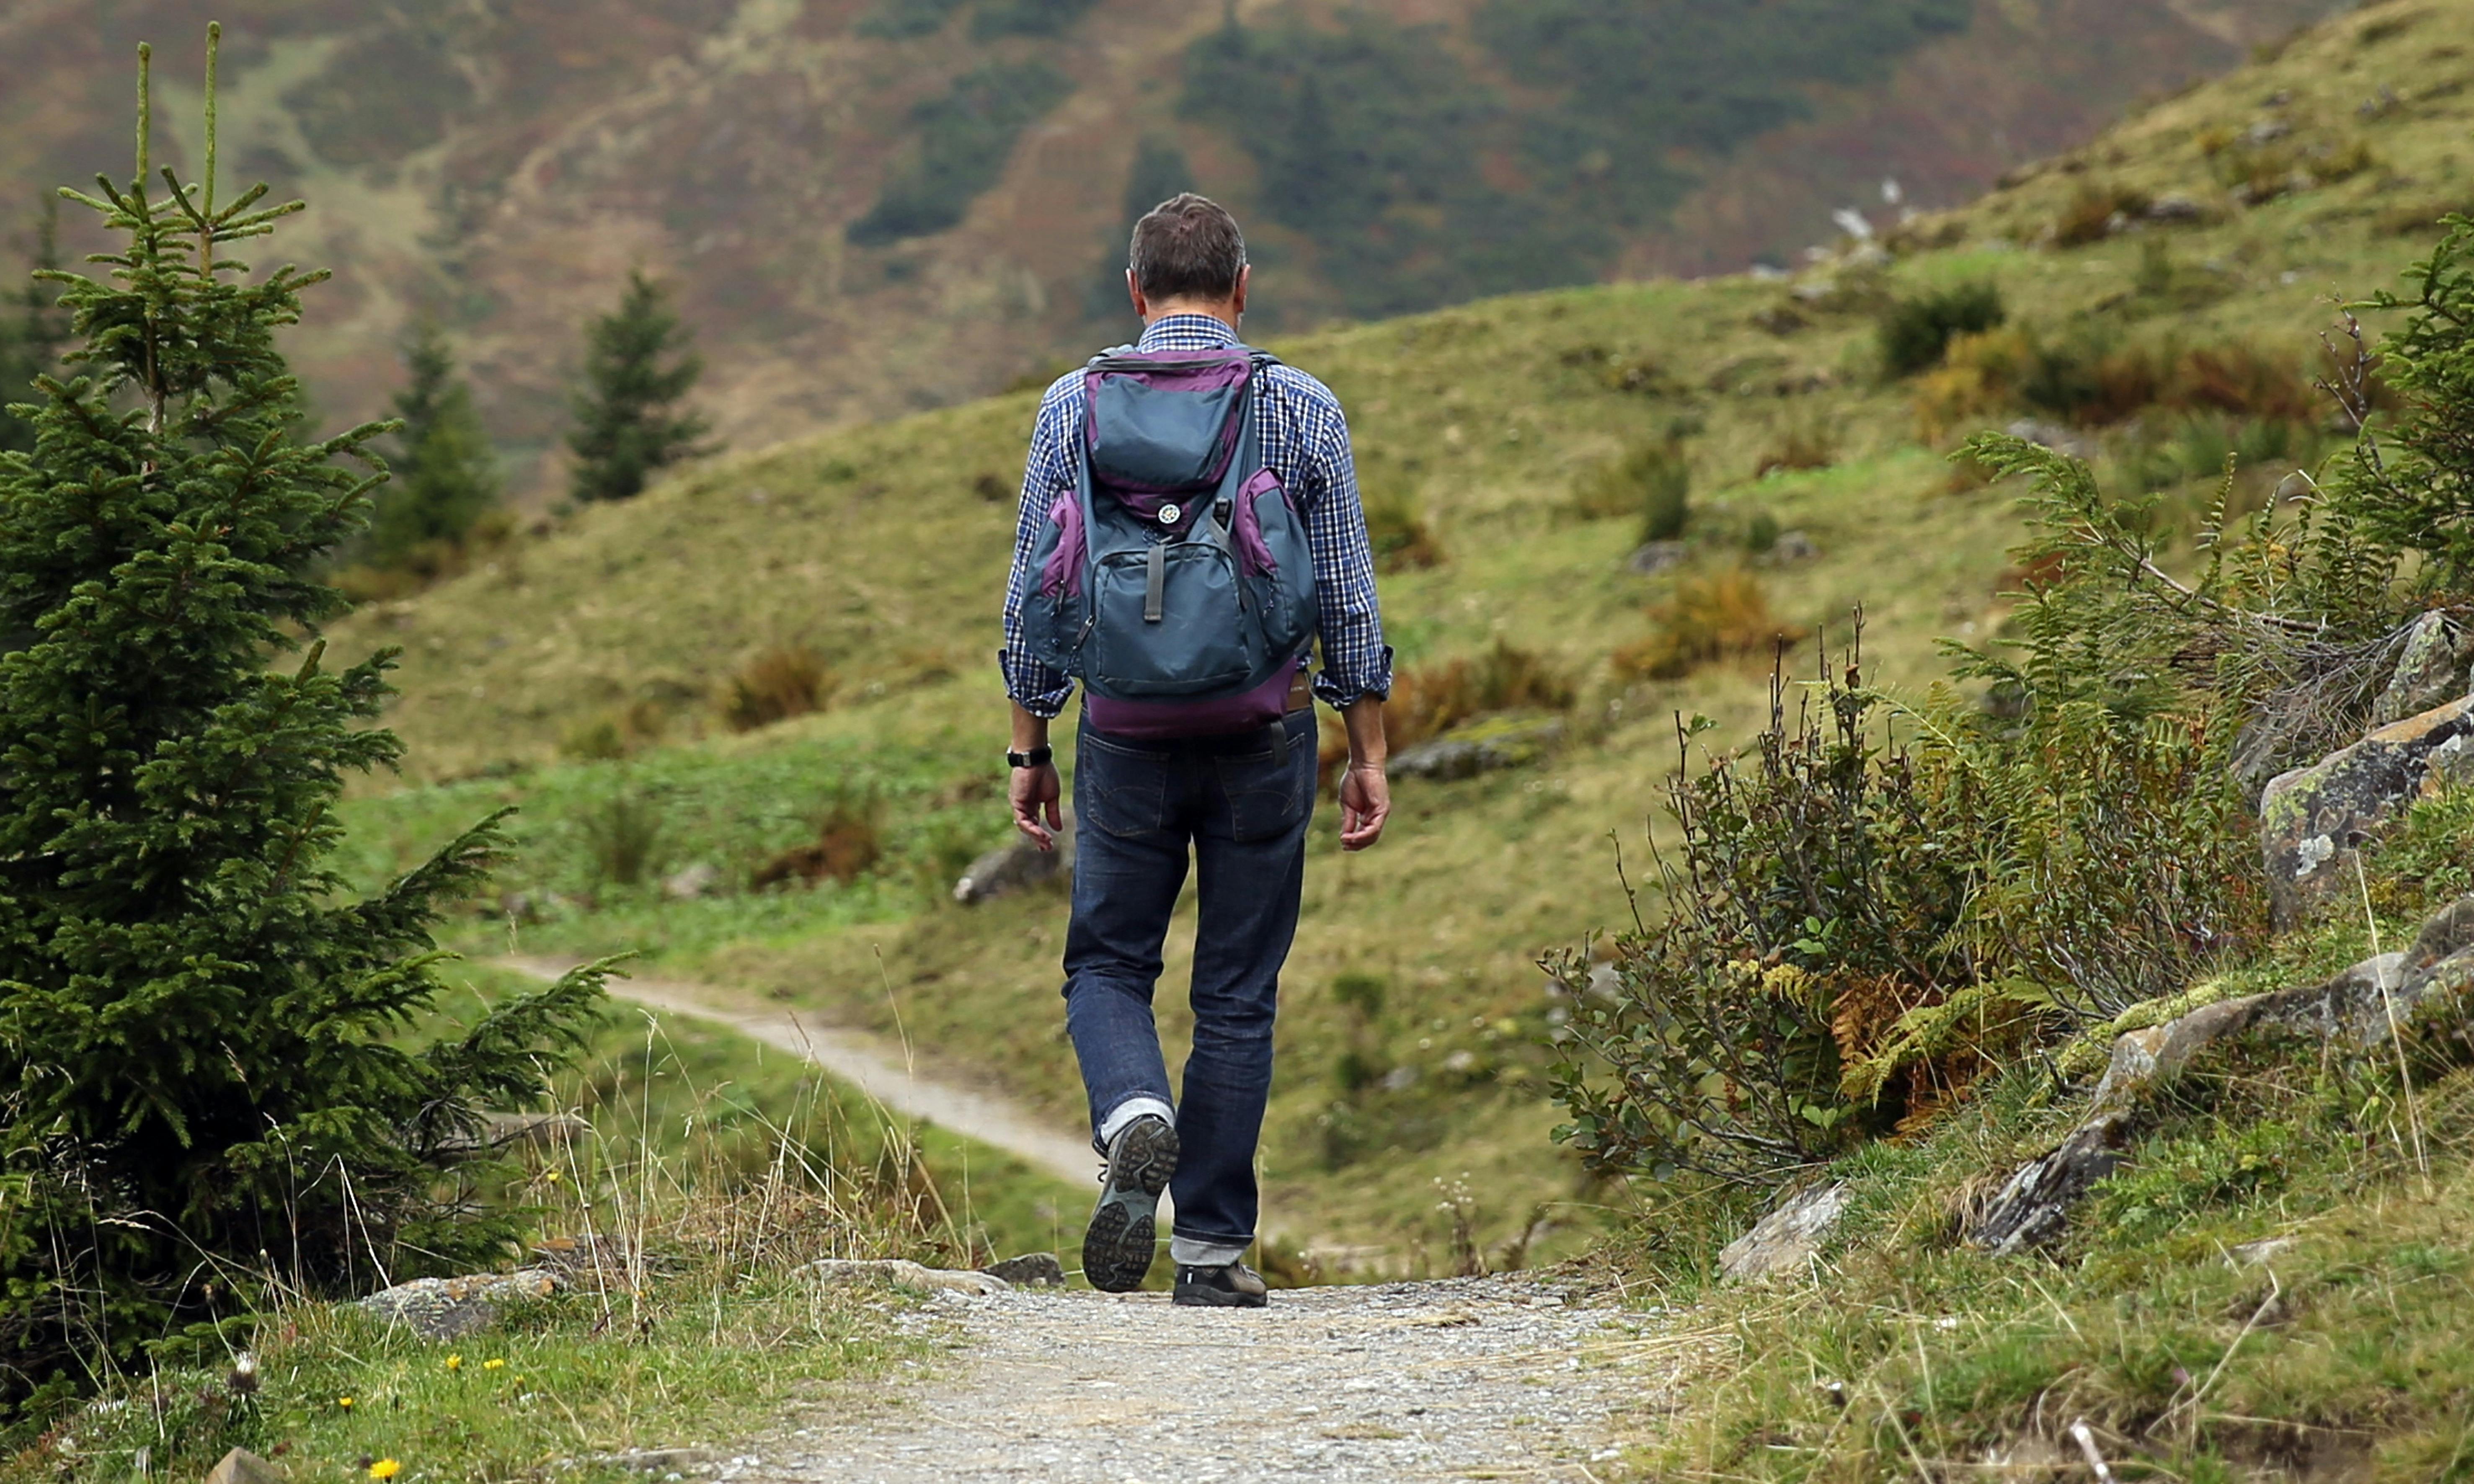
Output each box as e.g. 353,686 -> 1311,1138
721,645 -> 836,732
1613,567 -> 1807,680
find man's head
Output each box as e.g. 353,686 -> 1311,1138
1126,192 -> 1248,327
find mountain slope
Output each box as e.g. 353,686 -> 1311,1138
320,0 -> 2474,1261
0,0 -> 2340,492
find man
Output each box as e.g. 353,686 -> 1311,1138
999,193 -> 1392,1307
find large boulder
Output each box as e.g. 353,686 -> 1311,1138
2258,696 -> 2474,927
953,811 -> 1075,905
1968,894 -> 2474,1253
2368,611 -> 2471,728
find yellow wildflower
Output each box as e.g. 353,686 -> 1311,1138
542,1169 -> 560,1184
443,1355 -> 462,1372
482,1359 -> 505,1371
369,1461 -> 401,1480
337,1397 -> 354,1409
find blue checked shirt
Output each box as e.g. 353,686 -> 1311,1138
999,313 -> 1393,719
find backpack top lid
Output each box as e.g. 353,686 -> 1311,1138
1082,348 -> 1257,510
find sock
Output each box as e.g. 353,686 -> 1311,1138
1097,1095 -> 1175,1148
1170,1236 -> 1248,1267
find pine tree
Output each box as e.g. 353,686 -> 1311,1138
0,31 -> 606,1413
566,270 -> 712,502
0,196 -> 67,457
366,318 -> 499,570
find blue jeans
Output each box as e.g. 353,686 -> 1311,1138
1064,708 -> 1317,1262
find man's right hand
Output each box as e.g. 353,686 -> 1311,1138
1011,761 -> 1064,851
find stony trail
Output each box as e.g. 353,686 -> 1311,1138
497,956 -> 1099,1189
729,1275 -> 1665,1483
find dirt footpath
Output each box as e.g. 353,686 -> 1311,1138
726,1274 -> 1661,1483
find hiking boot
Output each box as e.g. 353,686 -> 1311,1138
1172,1261 -> 1268,1309
1081,1114 -> 1177,1293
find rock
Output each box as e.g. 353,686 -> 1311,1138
204,1448 -> 287,1484
661,862 -> 720,901
1625,540 -> 1688,576
594,1449 -> 718,1474
1719,1182 -> 1848,1282
2259,696 -> 2474,926
954,812 -> 1074,905
980,1252 -> 1065,1287
1391,717 -> 1565,782
802,1258 -> 1010,1296
1967,1112 -> 2135,1257
1969,896 -> 2474,1252
359,1268 -> 563,1341
1760,530 -> 1819,565
2003,418 -> 2097,462
2145,193 -> 2211,225
2369,612 -> 2469,728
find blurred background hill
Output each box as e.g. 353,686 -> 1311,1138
0,0 -> 2344,494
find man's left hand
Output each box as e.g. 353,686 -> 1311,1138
1339,762 -> 1389,851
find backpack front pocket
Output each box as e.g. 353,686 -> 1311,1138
1089,542 -> 1256,697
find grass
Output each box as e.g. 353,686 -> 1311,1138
11,1281 -> 926,1484
317,0 -> 2474,1270
3,959 -> 1100,1484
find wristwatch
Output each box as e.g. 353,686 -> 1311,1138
1006,745 -> 1054,769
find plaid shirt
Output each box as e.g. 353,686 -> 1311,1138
999,313 -> 1393,719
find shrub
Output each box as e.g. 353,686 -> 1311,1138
751,798 -> 885,889
1876,280 -> 2007,378
1612,567 -> 1805,680
1363,483 -> 1446,570
1325,639 -> 1577,783
721,645 -> 836,732
581,789 -> 667,888
1551,643 -> 2265,1183
1572,440 -> 1692,541
2053,182 -> 2149,248
1753,417 -> 1836,476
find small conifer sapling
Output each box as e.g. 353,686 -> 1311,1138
365,318 -> 500,573
0,31 -> 608,1414
566,269 -> 713,502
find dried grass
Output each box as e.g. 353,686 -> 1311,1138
721,645 -> 837,732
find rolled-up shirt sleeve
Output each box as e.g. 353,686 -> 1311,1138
1300,410 -> 1394,710
998,385 -> 1079,719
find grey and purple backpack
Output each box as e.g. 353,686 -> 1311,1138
1025,345 -> 1317,738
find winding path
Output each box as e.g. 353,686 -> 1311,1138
498,956 -> 1098,1190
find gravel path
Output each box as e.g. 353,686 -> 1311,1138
726,1274 -> 1664,1482
498,956 -> 1100,1189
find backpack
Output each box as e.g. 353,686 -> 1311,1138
1023,345 -> 1318,738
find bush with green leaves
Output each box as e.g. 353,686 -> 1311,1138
1550,646 -> 2263,1185
1553,217 -> 2474,1185
0,36 -> 605,1421
1876,279 -> 2006,378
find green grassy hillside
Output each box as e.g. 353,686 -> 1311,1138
331,0 -> 2474,1267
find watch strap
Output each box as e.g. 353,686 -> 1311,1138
1007,745 -> 1054,769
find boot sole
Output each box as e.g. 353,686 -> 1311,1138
1081,1118 -> 1178,1293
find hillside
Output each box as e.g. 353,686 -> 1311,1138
0,0 -> 2342,491
315,0 -> 2474,1268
